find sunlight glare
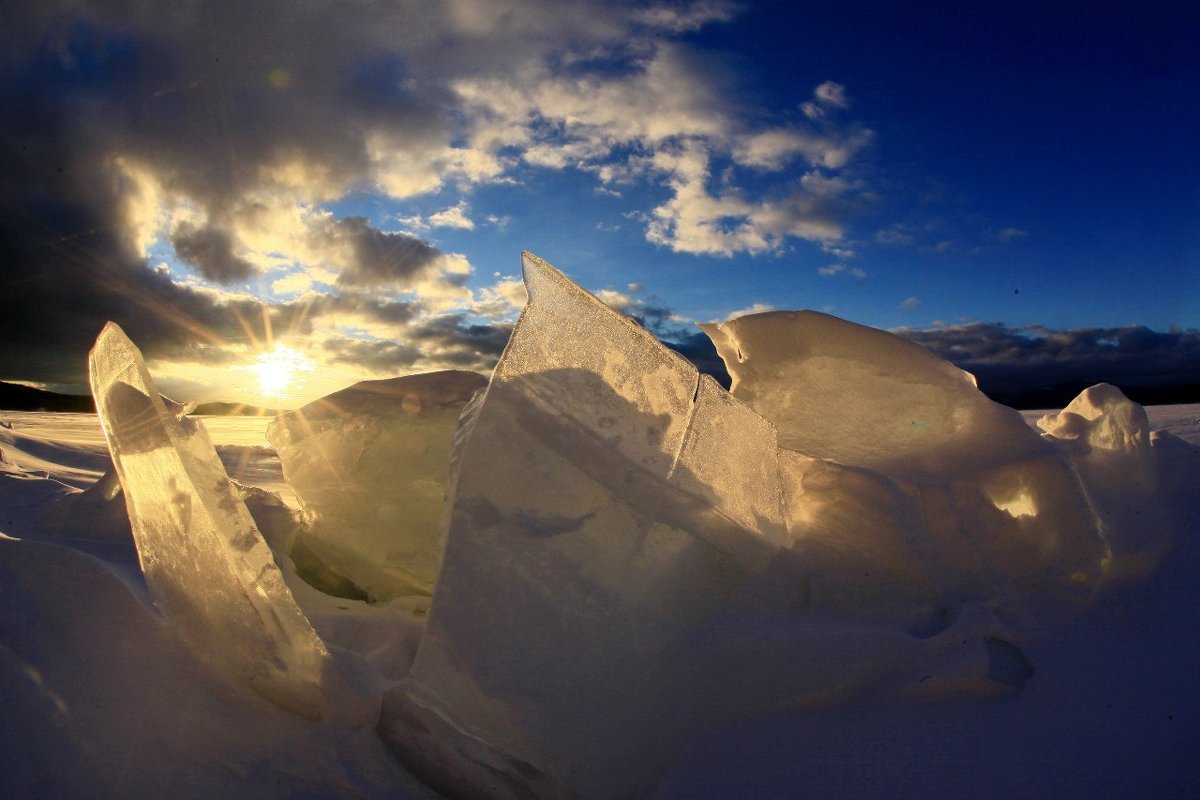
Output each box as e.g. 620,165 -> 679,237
252,346 -> 313,398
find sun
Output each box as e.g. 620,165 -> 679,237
251,346 -> 313,398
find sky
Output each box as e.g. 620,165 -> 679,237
1,0 -> 1197,407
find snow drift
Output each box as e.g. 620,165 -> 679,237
2,252 -> 1197,799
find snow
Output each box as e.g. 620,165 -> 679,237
2,252 -> 1198,799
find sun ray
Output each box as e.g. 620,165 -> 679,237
251,345 -> 314,400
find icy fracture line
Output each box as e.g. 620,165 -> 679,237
89,322 -> 330,718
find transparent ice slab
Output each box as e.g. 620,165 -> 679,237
89,323 -> 328,717
378,253 -> 794,799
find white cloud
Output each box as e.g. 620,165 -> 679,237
997,227 -> 1029,242
643,142 -> 847,257
429,201 -> 476,230
900,296 -> 921,310
821,244 -> 857,259
632,0 -> 738,32
470,277 -> 528,318
595,288 -> 635,313
814,81 -> 849,109
732,129 -> 872,171
802,81 -> 849,118
271,272 -> 314,295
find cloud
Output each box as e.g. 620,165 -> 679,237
732,130 -> 872,171
318,217 -> 448,289
170,223 -> 257,283
320,336 -> 423,373
429,201 -> 476,230
900,296 -> 921,310
876,224 -> 916,246
594,288 -> 686,336
724,302 -> 775,321
632,0 -> 738,32
0,0 -> 875,393
819,263 -> 867,278
469,277 -> 527,319
404,315 -> 514,370
801,80 -> 850,119
642,142 -> 853,257
896,322 -> 1200,395
996,227 -> 1029,242
815,81 -> 849,109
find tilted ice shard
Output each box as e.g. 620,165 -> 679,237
700,311 -> 1048,482
89,323 -> 328,717
268,371 -> 487,600
378,253 -> 796,799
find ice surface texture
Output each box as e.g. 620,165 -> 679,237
379,253 -> 798,798
268,371 -> 486,600
89,323 -> 329,717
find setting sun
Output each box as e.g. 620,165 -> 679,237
252,346 -> 313,398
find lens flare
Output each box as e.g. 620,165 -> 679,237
252,346 -> 312,398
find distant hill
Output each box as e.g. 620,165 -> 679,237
190,401 -> 279,417
0,380 -> 95,412
0,381 -> 277,416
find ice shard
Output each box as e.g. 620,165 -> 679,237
378,253 -> 798,799
268,371 -> 487,600
700,311 -> 1048,482
89,323 -> 328,717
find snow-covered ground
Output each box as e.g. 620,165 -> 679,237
4,405 -> 1198,799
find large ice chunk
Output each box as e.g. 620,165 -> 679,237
700,311 -> 1048,481
378,253 -> 794,798
703,310 -> 1110,607
267,371 -> 486,600
1038,383 -> 1170,570
89,323 -> 328,716
1037,382 -> 1150,453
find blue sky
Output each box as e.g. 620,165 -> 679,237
1,0 -> 1197,406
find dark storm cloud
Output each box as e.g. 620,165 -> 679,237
0,0 -> 479,386
328,217 -> 446,288
406,316 -> 514,369
171,223 -> 256,283
0,211 -> 269,389
321,336 -> 423,373
896,323 -> 1200,394
272,293 -> 420,337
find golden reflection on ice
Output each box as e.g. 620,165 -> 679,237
988,486 -> 1038,519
